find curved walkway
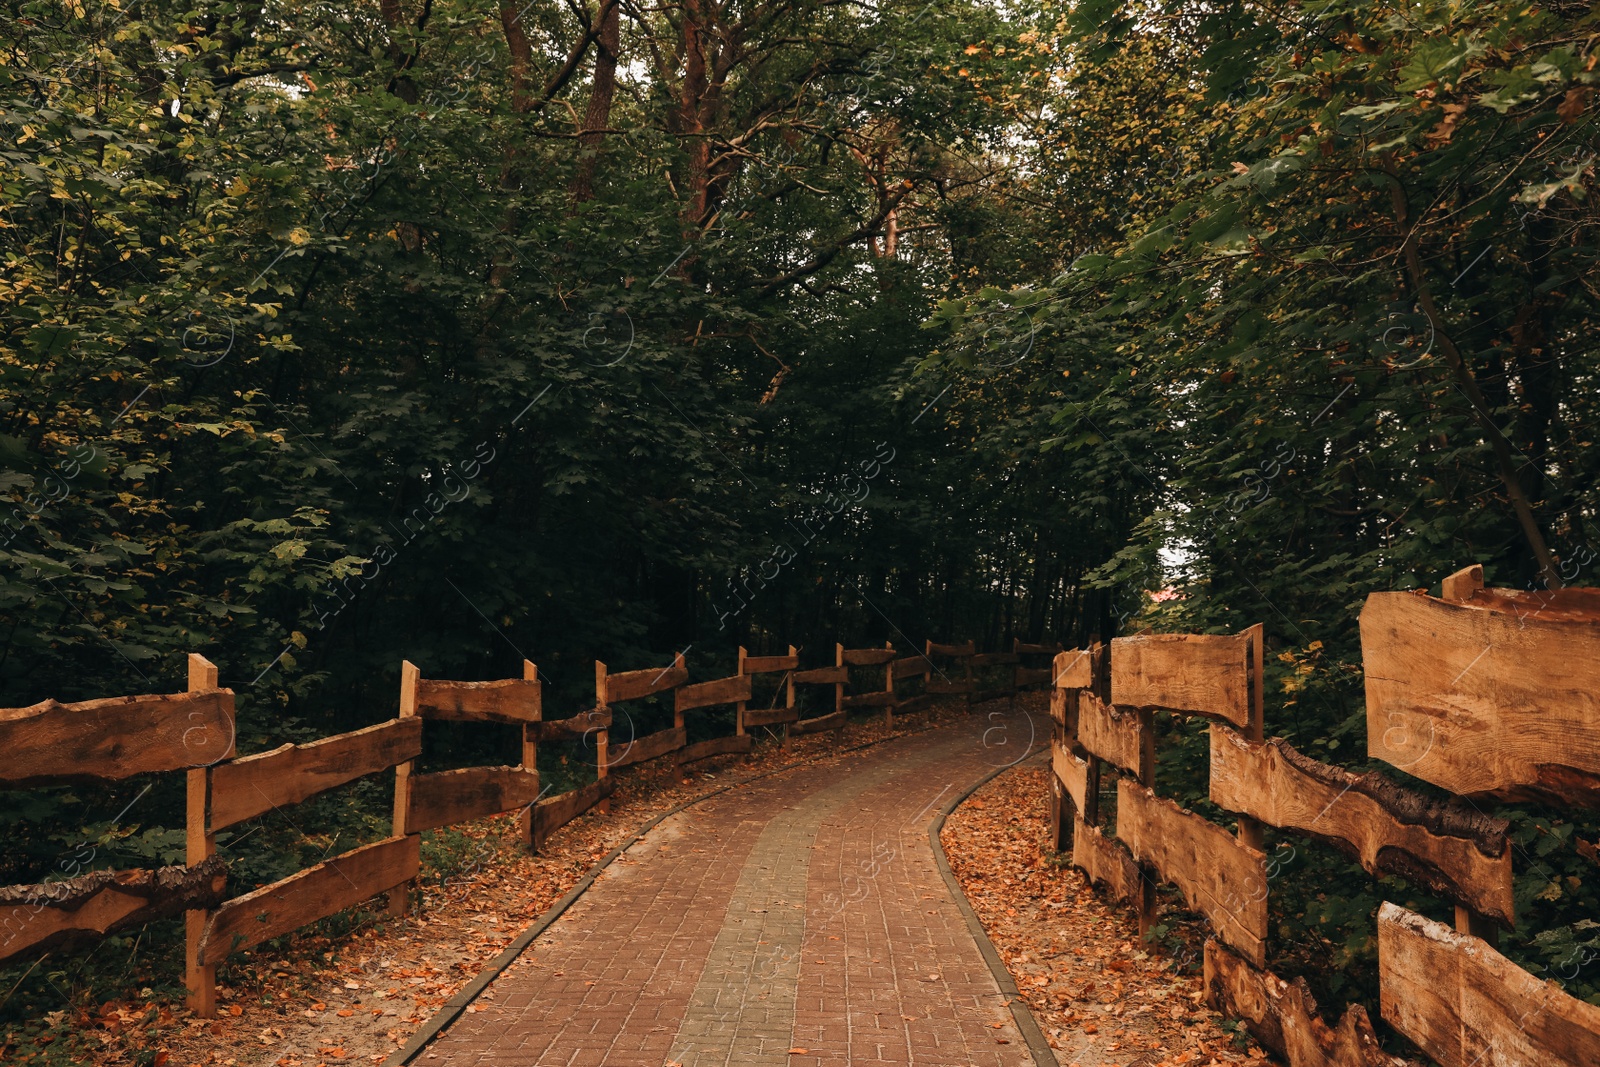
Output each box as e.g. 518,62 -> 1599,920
418,708 -> 1053,1067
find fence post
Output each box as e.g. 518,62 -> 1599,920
385,660 -> 419,917
519,660 -> 539,851
784,644 -> 797,747
735,647 -> 748,739
834,642 -> 846,741
884,640 -> 895,732
1236,624 -> 1266,852
1135,703 -> 1158,936
594,661 -> 610,813
184,653 -> 221,1017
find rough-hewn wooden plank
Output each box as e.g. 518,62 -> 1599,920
0,690 -> 235,785
840,648 -> 897,666
1205,940 -> 1401,1067
891,656 -> 933,680
926,640 -> 976,657
0,857 -> 227,963
604,726 -> 686,769
674,674 -> 753,712
1111,632 -> 1251,727
1015,641 -> 1063,656
892,693 -> 937,716
1053,649 -> 1094,689
526,706 -> 611,742
1117,779 -> 1268,966
212,719 -> 423,832
678,734 -> 753,765
1077,692 -> 1146,777
968,652 -> 1021,667
744,706 -> 801,728
405,766 -> 543,834
1210,726 -> 1514,926
532,778 -> 615,842
1053,738 -> 1089,812
1361,588 -> 1600,805
742,654 -> 799,674
1072,814 -> 1142,909
924,677 -> 974,695
1015,667 -> 1052,687
841,691 -> 897,708
1049,688 -> 1070,727
792,665 -> 848,686
414,678 -> 541,724
1379,902 -> 1600,1067
790,710 -> 846,735
604,666 -> 688,704
198,836 -> 418,966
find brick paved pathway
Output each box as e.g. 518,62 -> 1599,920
421,709 -> 1049,1067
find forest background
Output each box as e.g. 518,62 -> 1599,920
3,0 -> 1598,1055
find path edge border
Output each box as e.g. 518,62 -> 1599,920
929,752 -> 1063,1067
384,709 -> 969,1065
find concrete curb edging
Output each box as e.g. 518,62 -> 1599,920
929,750 -> 1063,1067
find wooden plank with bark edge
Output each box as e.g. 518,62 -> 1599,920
1204,940 -> 1400,1067
1210,725 -> 1514,926
792,665 -> 848,686
891,656 -> 933,680
1,856 -> 228,963
678,734 -> 754,765
1076,692 -> 1148,777
1379,902 -> 1600,1067
926,640 -> 976,658
1052,738 -> 1089,813
525,706 -> 612,742
1361,586 -> 1600,805
1110,631 -> 1252,727
842,690 -> 897,708
1116,778 -> 1268,966
533,778 -> 615,843
968,652 -> 1021,667
1049,687 -> 1070,728
1053,648 -> 1094,689
211,718 -> 423,832
604,726 -> 686,769
674,674 -> 753,712
0,689 -> 236,785
604,656 -> 688,704
742,654 -> 799,673
841,648 -> 898,666
791,710 -> 847,735
744,706 -> 802,728
405,766 -> 543,834
1071,814 -> 1142,909
413,677 -> 541,724
198,836 -> 419,966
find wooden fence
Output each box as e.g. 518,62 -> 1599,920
1047,563 -> 1600,1067
0,635 -> 1056,1016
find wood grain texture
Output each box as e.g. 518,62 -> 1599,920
741,654 -> 799,674
743,707 -> 802,728
414,678 -> 541,724
1204,940 -> 1400,1067
199,836 -> 419,965
792,665 -> 848,685
790,710 -> 847,735
891,656 -> 934,680
1072,814 -> 1142,909
0,689 -> 235,784
211,719 -> 423,831
926,640 -> 976,657
841,691 -> 896,708
674,674 -> 753,712
1076,692 -> 1147,777
604,665 -> 688,704
678,735 -> 753,764
1015,641 -> 1064,656
526,706 -> 611,742
604,726 -> 686,769
1379,902 -> 1600,1067
1361,588 -> 1600,805
1110,631 -> 1252,727
0,857 -> 227,962
1053,738 -> 1089,813
405,766 -> 543,833
1116,778 -> 1268,966
1210,726 -> 1514,926
840,648 -> 898,666
532,778 -> 615,843
1053,649 -> 1094,689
